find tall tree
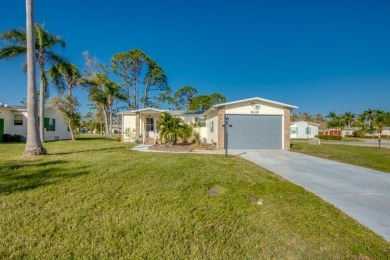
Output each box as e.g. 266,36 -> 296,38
23,0 -> 46,155
0,24 -> 66,142
111,49 -> 147,110
49,95 -> 81,140
170,86 -> 198,110
48,62 -> 83,95
188,93 -> 226,111
141,60 -> 170,108
48,62 -> 84,140
87,72 -> 124,138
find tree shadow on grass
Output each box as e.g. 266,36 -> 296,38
0,160 -> 91,195
50,146 -> 124,156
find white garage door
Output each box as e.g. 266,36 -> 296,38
226,114 -> 283,149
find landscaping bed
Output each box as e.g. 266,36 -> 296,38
149,143 -> 221,153
149,144 -> 193,152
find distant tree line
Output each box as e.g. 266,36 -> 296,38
291,109 -> 390,136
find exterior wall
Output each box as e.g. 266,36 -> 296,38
135,113 -> 140,139
0,107 -> 71,141
43,108 -> 71,141
225,101 -> 284,115
283,108 -> 291,150
205,109 -> 218,145
324,130 -> 342,136
122,114 -> 136,142
217,106 -> 225,149
0,109 -> 26,136
290,121 -> 319,139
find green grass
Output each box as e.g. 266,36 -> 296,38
291,143 -> 390,173
1,138 -> 389,259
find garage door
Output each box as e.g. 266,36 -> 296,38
226,114 -> 282,149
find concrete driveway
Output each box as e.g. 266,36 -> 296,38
234,149 -> 390,241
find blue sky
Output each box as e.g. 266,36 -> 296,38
0,0 -> 389,115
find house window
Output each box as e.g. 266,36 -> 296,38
146,118 -> 154,132
44,117 -> 56,131
306,127 -> 311,135
290,127 -> 297,134
14,114 -> 23,125
195,117 -> 206,127
210,121 -> 214,133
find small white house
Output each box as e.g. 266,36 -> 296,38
290,121 -> 319,139
119,97 -> 298,150
0,104 -> 71,142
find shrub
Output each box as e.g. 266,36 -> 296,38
115,136 -> 122,142
323,135 -> 342,141
317,132 -> 342,141
193,131 -> 201,146
113,130 -> 118,134
11,135 -> 23,142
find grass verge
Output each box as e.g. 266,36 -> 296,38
291,143 -> 390,173
0,137 -> 389,258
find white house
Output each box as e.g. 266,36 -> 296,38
290,121 -> 319,139
0,104 -> 71,142
119,97 -> 298,150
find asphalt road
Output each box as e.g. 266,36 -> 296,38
235,149 -> 390,241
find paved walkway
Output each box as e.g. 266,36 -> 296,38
234,149 -> 390,241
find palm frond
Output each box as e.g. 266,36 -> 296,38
0,46 -> 26,60
0,28 -> 26,45
45,52 -> 68,66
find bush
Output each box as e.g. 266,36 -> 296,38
115,136 -> 122,142
11,135 -> 23,142
113,130 -> 118,134
323,135 -> 342,141
317,132 -> 342,141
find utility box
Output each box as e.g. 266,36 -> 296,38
308,138 -> 320,145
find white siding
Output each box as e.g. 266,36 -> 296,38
290,121 -> 319,139
122,114 -> 136,142
225,101 -> 284,115
205,110 -> 218,144
0,107 -> 71,141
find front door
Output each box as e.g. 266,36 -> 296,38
146,117 -> 155,138
0,118 -> 4,142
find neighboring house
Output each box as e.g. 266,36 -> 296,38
0,104 -> 71,142
290,121 -> 319,139
119,97 -> 298,150
326,127 -> 390,137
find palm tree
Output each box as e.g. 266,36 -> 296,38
87,73 -> 124,138
342,111 -> 356,128
157,112 -> 190,145
48,63 -> 84,140
48,62 -> 83,96
0,24 -> 66,142
362,108 -> 376,127
23,0 -> 46,155
326,111 -> 337,120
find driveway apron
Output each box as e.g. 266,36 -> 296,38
235,149 -> 390,241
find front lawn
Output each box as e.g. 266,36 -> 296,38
0,137 -> 389,258
291,143 -> 390,173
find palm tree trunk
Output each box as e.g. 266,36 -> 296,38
103,106 -> 109,136
109,101 -> 113,138
24,0 -> 46,156
39,68 -> 45,142
69,123 -> 74,140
